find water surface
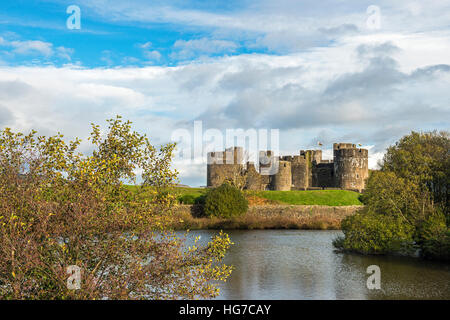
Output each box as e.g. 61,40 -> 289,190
184,230 -> 450,300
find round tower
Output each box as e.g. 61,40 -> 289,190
333,143 -> 368,192
282,155 -> 308,190
271,160 -> 292,191
206,162 -> 223,187
206,151 -> 223,187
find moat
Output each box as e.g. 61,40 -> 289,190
184,230 -> 450,299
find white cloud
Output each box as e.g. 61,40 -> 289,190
0,38 -> 448,186
136,42 -> 161,62
100,50 -> 114,65
74,0 -> 450,54
9,40 -> 53,56
143,50 -> 161,61
56,46 -> 74,61
172,38 -> 238,60
137,42 -> 152,49
0,36 -> 74,61
122,56 -> 140,65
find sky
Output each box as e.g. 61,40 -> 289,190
0,0 -> 449,186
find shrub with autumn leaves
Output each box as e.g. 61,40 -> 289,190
0,116 -> 232,299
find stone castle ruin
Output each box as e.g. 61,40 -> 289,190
207,143 -> 369,192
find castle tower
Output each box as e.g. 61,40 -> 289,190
245,161 -> 263,190
287,150 -> 320,190
333,143 -> 369,192
271,160 -> 292,191
281,155 -> 307,190
311,150 -> 322,164
207,146 -> 244,188
258,150 -> 275,190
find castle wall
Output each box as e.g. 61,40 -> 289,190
245,162 -> 264,190
207,143 -> 368,192
298,150 -> 321,189
258,150 -> 276,190
312,162 -> 334,187
206,147 -> 244,188
261,174 -> 271,190
282,155 -> 309,190
207,163 -> 244,187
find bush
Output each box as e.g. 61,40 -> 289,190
203,183 -> 248,218
338,210 -> 415,255
416,209 -> 449,261
195,194 -> 207,205
0,117 -> 233,299
178,194 -> 197,204
415,209 -> 447,243
421,230 -> 450,262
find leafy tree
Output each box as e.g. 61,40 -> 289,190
0,116 -> 232,299
335,131 -> 449,261
335,212 -> 415,255
420,230 -> 450,261
381,131 -> 449,217
360,171 -> 424,223
415,209 -> 447,243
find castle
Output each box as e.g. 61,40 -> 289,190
207,143 -> 369,192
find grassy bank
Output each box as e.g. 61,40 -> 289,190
256,190 -> 362,206
124,186 -> 362,230
168,204 -> 360,230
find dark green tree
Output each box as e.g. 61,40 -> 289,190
382,131 -> 449,216
335,131 -> 449,261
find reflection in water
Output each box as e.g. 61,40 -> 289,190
182,230 -> 450,300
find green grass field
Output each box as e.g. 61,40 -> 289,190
125,185 -> 362,206
175,187 -> 207,198
255,190 -> 362,206
177,188 -> 362,206
124,185 -> 207,203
